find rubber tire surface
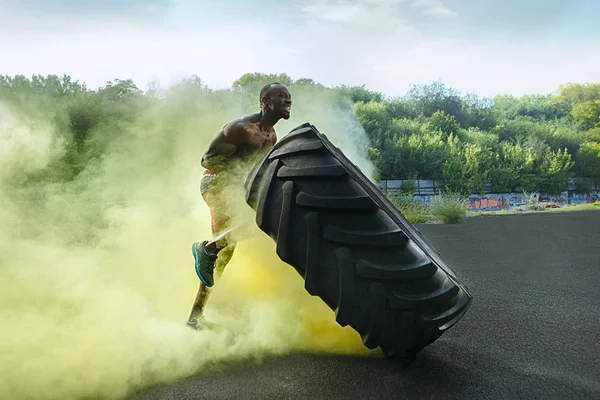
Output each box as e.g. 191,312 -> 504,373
245,123 -> 473,359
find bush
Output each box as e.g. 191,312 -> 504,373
399,180 -> 415,195
388,195 -> 430,224
522,191 -> 545,211
430,192 -> 468,223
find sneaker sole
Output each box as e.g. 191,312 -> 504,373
192,242 -> 213,287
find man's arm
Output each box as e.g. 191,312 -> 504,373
201,122 -> 248,173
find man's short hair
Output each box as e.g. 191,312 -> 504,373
260,82 -> 282,104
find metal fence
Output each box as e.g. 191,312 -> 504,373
378,177 -> 599,196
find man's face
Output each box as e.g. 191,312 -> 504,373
265,86 -> 292,119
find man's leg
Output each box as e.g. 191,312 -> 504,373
193,178 -> 257,288
188,225 -> 257,329
187,178 -> 238,328
193,224 -> 252,287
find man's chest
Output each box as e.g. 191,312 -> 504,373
244,129 -> 276,149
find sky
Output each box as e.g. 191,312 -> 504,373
1,0 -> 599,98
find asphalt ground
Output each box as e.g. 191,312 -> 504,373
133,210 -> 600,400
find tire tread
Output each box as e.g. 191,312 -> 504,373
245,123 -> 472,359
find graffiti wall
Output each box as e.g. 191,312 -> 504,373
467,194 -> 504,211
466,191 -> 600,211
567,192 -> 600,205
388,191 -> 600,212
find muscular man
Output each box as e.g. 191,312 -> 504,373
187,83 -> 292,327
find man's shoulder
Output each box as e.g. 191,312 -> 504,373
223,113 -> 260,136
230,112 -> 261,127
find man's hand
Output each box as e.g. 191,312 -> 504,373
201,143 -> 236,172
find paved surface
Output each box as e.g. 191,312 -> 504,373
133,210 -> 600,400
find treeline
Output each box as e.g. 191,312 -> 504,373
352,81 -> 600,194
1,73 -> 599,194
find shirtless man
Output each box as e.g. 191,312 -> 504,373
187,83 -> 293,328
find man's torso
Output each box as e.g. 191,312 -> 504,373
202,114 -> 278,190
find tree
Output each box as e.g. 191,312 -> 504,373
294,78 -> 317,86
98,79 -> 143,101
354,100 -> 393,147
555,83 -> 600,107
537,148 -> 574,194
335,84 -> 384,104
385,98 -> 416,119
367,147 -> 384,181
427,110 -> 460,140
442,137 -> 489,195
493,94 -> 568,121
463,93 -> 497,130
406,131 -> 447,179
571,100 -> 600,130
405,81 -> 468,126
576,142 -> 600,183
487,143 -> 530,193
232,72 -> 294,94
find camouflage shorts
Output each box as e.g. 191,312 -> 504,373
200,170 -> 219,195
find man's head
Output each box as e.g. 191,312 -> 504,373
260,83 -> 292,120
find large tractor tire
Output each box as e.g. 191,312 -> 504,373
244,123 -> 473,361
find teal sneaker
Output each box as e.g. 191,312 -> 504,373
192,241 -> 217,287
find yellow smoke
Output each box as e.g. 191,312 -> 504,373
0,85 -> 378,400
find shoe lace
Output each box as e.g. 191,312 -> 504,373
202,244 -> 217,273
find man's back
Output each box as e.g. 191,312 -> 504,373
201,113 -> 278,181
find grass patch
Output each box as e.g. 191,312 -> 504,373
388,195 -> 430,224
430,192 -> 468,224
544,202 -> 600,213
467,201 -> 600,217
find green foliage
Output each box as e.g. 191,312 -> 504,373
1,72 -> 598,197
430,192 -> 468,224
487,142 -> 534,193
427,110 -> 460,139
584,128 -> 600,142
406,81 -> 467,125
571,100 -> 600,130
399,180 -> 415,195
385,98 -> 417,120
335,84 -> 384,104
576,141 -> 600,182
492,94 -> 568,121
537,148 -> 574,194
232,72 -> 294,93
405,131 -> 447,179
555,83 -> 600,107
366,147 -> 384,181
442,137 -> 490,195
457,127 -> 498,148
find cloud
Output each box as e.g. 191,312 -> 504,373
297,0 -> 414,36
0,0 -> 598,98
412,0 -> 457,17
296,0 -> 456,36
3,0 -> 173,17
443,0 -> 600,40
0,0 -> 176,36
